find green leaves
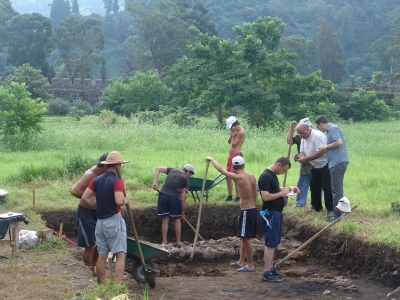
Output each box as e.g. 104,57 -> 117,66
0,82 -> 47,138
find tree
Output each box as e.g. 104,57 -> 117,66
125,0 -> 216,73
316,18 -> 347,84
54,14 -> 104,80
50,0 -> 71,28
102,70 -> 171,116
104,0 -> 112,15
165,17 -> 335,126
0,82 -> 47,138
6,13 -> 55,78
372,17 -> 400,75
112,0 -> 119,14
71,0 -> 80,15
279,35 -> 319,75
5,64 -> 52,100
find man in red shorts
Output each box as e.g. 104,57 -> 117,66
225,116 -> 246,202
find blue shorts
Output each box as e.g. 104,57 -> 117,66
76,204 -> 97,248
95,214 -> 127,255
156,193 -> 182,219
260,210 -> 283,248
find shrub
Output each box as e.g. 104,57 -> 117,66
46,98 -> 71,116
68,106 -> 85,121
72,99 -> 95,115
0,82 -> 47,138
99,109 -> 118,126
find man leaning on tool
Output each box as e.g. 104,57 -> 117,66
71,152 -> 108,278
81,151 -> 131,284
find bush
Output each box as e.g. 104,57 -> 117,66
99,109 -> 118,126
72,99 -> 95,115
68,106 -> 85,121
0,82 -> 47,137
339,89 -> 391,121
46,98 -> 71,116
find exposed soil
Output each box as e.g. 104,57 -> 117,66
34,205 -> 400,299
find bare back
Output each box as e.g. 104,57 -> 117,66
71,165 -> 99,209
228,125 -> 246,154
232,170 -> 257,210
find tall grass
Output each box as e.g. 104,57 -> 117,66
1,116 -> 400,244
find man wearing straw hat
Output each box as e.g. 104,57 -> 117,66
71,152 -> 108,278
152,164 -> 196,247
81,151 -> 131,284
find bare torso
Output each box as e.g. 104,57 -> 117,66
228,125 -> 246,154
234,170 -> 257,210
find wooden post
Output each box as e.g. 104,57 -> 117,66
59,223 -> 63,239
32,186 -> 36,207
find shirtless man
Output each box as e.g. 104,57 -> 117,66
207,155 -> 257,272
70,152 -> 108,277
225,116 -> 246,202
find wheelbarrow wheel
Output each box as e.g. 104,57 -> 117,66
131,260 -> 156,284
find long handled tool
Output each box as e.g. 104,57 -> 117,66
387,285 -> 400,298
274,205 -> 357,269
282,141 -> 292,188
117,168 -> 155,288
185,160 -> 210,264
184,218 -> 205,241
156,189 -> 204,241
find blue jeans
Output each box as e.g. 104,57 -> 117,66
294,174 -> 311,207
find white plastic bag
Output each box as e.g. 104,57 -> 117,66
19,230 -> 38,247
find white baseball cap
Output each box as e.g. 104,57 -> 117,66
226,116 -> 237,129
232,156 -> 245,166
336,197 -> 351,212
184,164 -> 196,173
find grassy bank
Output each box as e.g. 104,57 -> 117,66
1,116 -> 399,245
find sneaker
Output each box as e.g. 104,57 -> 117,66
326,211 -> 334,218
326,215 -> 340,222
225,196 -> 233,202
233,197 -> 240,202
262,272 -> 282,283
307,206 -> 315,212
272,269 -> 286,278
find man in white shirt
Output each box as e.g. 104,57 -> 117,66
296,122 -> 333,214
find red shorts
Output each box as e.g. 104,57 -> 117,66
226,152 -> 243,173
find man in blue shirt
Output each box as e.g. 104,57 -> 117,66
316,115 -> 349,221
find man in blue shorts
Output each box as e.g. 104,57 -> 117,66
152,164 -> 196,246
81,151 -> 131,284
258,157 -> 299,282
71,152 -> 108,277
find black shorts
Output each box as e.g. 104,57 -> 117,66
236,208 -> 258,238
156,193 -> 182,219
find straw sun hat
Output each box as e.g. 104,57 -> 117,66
100,151 -> 130,165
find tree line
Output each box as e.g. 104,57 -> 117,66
1,0 -> 400,143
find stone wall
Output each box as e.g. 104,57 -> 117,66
46,78 -> 112,105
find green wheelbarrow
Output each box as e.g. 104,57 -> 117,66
125,237 -> 169,284
189,173 -> 226,203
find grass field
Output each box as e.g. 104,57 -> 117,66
1,116 -> 400,245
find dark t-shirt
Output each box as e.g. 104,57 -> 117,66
258,169 -> 285,212
160,168 -> 190,199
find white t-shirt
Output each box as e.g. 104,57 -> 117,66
300,129 -> 328,169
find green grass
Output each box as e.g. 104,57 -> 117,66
1,116 -> 400,245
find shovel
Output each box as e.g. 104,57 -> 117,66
117,168 -> 155,288
185,160 -> 210,264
